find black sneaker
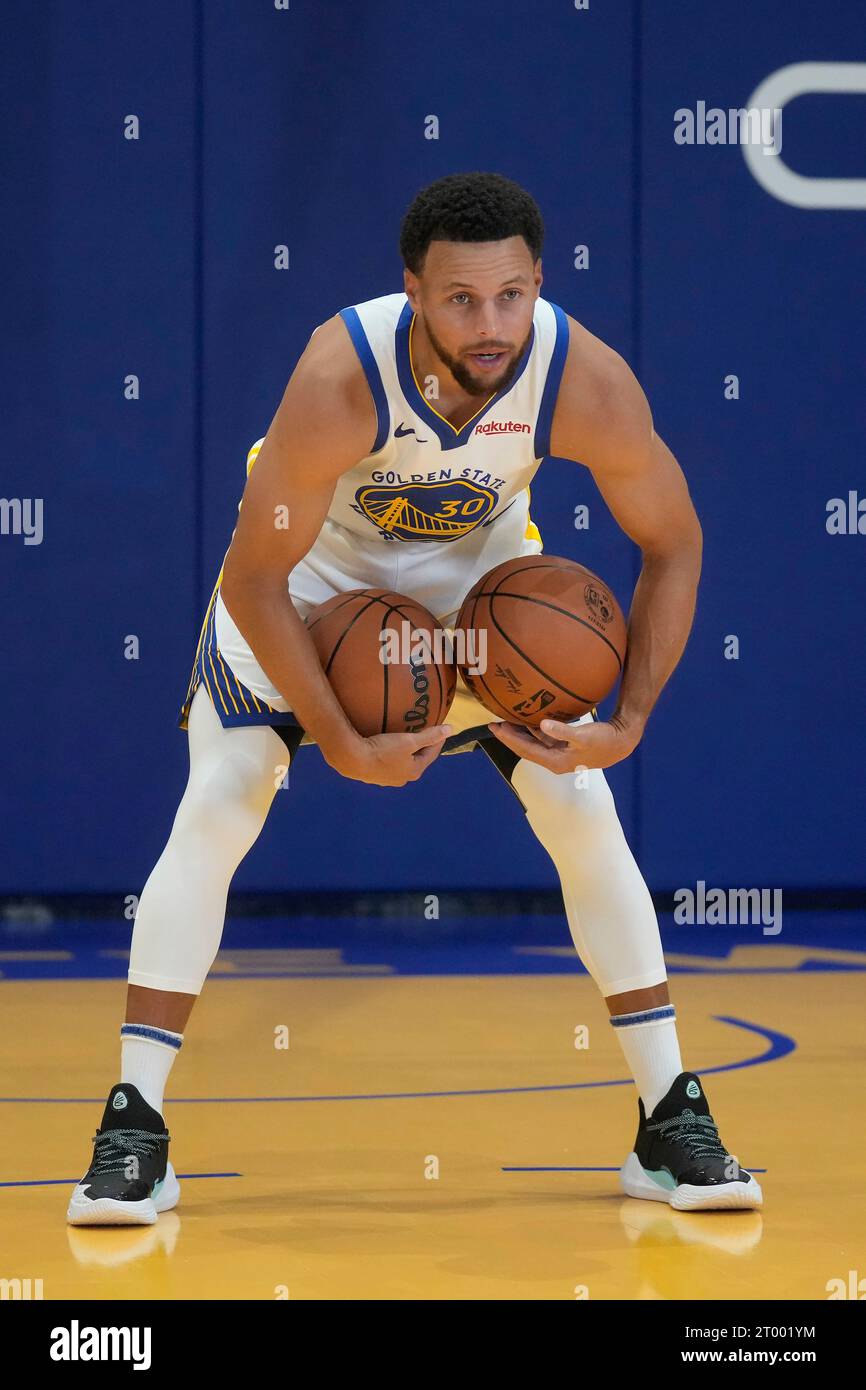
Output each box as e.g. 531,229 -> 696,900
619,1072 -> 763,1211
66,1083 -> 180,1226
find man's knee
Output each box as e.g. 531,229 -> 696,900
513,759 -> 619,834
172,753 -> 276,859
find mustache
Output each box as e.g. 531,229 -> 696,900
465,345 -> 511,354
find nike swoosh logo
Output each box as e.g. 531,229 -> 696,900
394,422 -> 427,442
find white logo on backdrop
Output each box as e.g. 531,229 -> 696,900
743,62 -> 866,209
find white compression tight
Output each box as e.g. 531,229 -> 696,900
128,686 -> 287,994
511,756 -> 667,996
129,686 -> 667,998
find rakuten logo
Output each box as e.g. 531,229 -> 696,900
474,421 -> 530,435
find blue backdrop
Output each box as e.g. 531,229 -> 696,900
2,1 -> 863,895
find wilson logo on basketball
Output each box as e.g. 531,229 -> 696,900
473,420 -> 530,435
402,653 -> 432,730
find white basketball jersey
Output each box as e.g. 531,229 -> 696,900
214,290 -> 569,709
330,291 -> 568,545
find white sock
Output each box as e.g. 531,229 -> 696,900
610,1005 -> 683,1116
120,1024 -> 183,1115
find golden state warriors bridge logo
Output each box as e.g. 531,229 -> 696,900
354,479 -> 498,542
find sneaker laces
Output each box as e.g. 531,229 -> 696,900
89,1127 -> 168,1177
647,1108 -> 730,1163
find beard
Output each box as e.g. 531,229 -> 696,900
423,319 -> 534,397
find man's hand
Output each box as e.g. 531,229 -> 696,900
322,725 -> 453,787
488,714 -> 643,772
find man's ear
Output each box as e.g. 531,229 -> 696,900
403,268 -> 420,309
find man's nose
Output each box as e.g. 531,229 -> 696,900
473,301 -> 502,338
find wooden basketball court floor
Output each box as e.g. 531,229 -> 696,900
2,938 -> 865,1301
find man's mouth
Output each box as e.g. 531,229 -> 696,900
467,350 -> 508,372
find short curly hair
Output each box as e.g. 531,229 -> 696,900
399,172 -> 544,275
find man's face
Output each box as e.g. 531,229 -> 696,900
404,236 -> 542,397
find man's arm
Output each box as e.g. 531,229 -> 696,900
220,314 -> 452,786
490,322 -> 702,771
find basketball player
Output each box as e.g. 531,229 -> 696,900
68,172 -> 762,1224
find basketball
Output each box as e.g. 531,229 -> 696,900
305,588 -> 456,737
454,556 -> 627,726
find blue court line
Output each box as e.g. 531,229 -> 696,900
0,1016 -> 794,1105
0,1172 -> 240,1189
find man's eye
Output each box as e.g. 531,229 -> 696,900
451,291 -> 521,304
